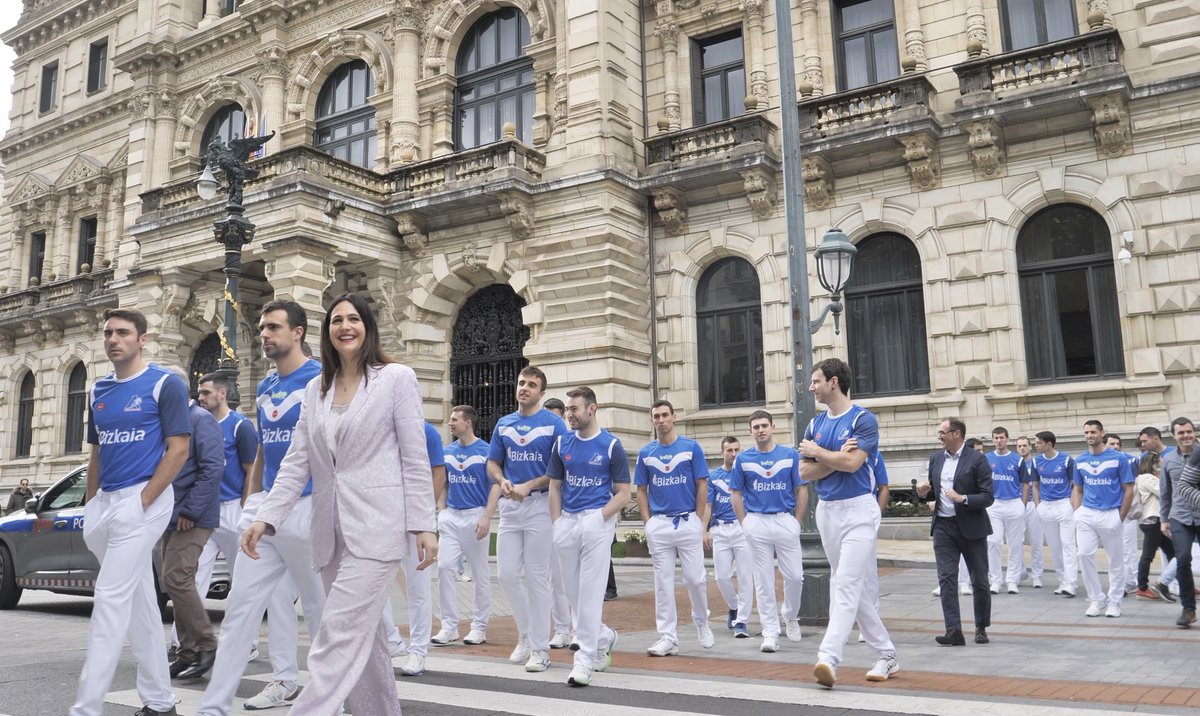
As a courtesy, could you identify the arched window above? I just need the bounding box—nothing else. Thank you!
[697,257,765,407]
[314,60,377,169]
[450,284,529,441]
[455,9,535,150]
[201,103,246,151]
[17,373,35,458]
[1018,204,1124,381]
[845,233,929,397]
[65,363,88,454]
[190,333,222,397]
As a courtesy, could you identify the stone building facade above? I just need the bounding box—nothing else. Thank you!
[1,0,1198,491]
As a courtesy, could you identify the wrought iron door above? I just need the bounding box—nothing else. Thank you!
[189,333,222,397]
[450,284,529,442]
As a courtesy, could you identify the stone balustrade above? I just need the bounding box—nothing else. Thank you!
[392,139,546,195]
[797,75,937,139]
[645,113,776,165]
[955,28,1123,99]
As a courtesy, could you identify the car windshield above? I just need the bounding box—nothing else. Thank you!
[42,472,85,511]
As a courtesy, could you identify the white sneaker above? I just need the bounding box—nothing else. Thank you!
[785,620,802,642]
[866,653,899,682]
[1105,603,1122,618]
[959,584,973,595]
[569,635,580,651]
[389,640,408,658]
[989,583,1000,594]
[1085,602,1103,617]
[456,572,473,582]
[525,649,551,672]
[596,627,617,672]
[813,661,837,687]
[697,623,715,649]
[931,586,941,596]
[248,646,260,662]
[463,629,487,645]
[567,663,592,687]
[245,681,301,710]
[431,628,460,646]
[856,631,865,643]
[549,632,571,649]
[760,636,779,653]
[399,653,425,676]
[1006,583,1019,594]
[646,637,678,657]
[509,636,531,664]
[1032,577,1043,588]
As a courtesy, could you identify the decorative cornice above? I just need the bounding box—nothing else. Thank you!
[7,0,124,57]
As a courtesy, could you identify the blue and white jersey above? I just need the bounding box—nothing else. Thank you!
[634,437,710,515]
[444,438,490,510]
[707,466,737,524]
[870,452,889,493]
[488,408,566,487]
[257,358,321,496]
[803,405,880,501]
[731,444,806,514]
[988,451,1023,500]
[1073,448,1136,511]
[424,422,446,468]
[547,429,631,513]
[217,411,259,502]
[87,363,191,492]
[1032,453,1075,501]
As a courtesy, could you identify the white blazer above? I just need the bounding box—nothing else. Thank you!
[256,362,437,570]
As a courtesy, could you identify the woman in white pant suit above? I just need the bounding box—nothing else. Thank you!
[244,292,438,716]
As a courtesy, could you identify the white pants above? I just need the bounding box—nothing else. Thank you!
[1122,519,1139,588]
[496,492,553,652]
[551,541,574,637]
[644,512,709,644]
[987,498,1026,586]
[710,521,754,626]
[741,512,804,639]
[197,495,326,716]
[1024,500,1044,579]
[816,494,894,666]
[1037,499,1078,590]
[436,507,492,633]
[381,533,432,657]
[553,509,616,669]
[1075,506,1125,607]
[71,484,176,716]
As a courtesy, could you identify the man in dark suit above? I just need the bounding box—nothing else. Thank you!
[917,417,994,646]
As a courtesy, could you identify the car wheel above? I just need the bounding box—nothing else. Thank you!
[0,543,23,609]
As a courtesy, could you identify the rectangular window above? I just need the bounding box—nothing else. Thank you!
[220,0,239,16]
[834,0,899,91]
[87,38,108,93]
[29,231,47,283]
[1001,0,1077,51]
[78,217,98,272]
[691,30,746,125]
[40,62,58,113]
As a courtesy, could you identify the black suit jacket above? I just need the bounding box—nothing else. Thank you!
[927,448,994,540]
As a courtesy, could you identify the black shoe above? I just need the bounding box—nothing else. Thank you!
[134,706,179,716]
[974,628,989,644]
[175,649,216,680]
[168,657,195,679]
[604,589,618,602]
[1157,582,1177,603]
[934,629,966,646]
[1177,608,1197,628]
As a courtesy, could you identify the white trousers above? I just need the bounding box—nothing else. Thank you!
[987,498,1026,586]
[551,546,575,637]
[1122,519,1139,588]
[496,492,553,652]
[1024,500,1044,579]
[816,494,894,666]
[644,512,709,644]
[1075,506,1125,607]
[71,484,176,716]
[741,512,804,639]
[436,506,492,633]
[381,533,432,657]
[710,521,755,626]
[1037,499,1078,590]
[197,495,326,716]
[553,509,616,669]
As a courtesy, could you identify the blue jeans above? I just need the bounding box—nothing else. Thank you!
[1170,519,1199,611]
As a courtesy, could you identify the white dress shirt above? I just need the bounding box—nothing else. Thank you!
[938,449,961,518]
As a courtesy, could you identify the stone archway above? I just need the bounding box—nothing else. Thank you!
[189,333,221,397]
[449,284,529,441]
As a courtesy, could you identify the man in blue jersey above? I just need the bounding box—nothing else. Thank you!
[198,300,328,715]
[1032,431,1078,597]
[986,427,1025,594]
[799,358,897,687]
[635,400,713,656]
[1015,436,1045,589]
[1139,427,1176,461]
[71,308,191,716]
[732,410,806,654]
[548,386,631,687]
[1106,434,1142,594]
[857,450,891,643]
[487,365,568,672]
[703,436,754,639]
[432,406,497,647]
[1073,419,1136,618]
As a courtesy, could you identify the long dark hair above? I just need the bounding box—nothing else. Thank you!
[319,292,392,396]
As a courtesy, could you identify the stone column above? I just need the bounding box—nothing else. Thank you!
[656,17,682,130]
[261,237,339,351]
[203,0,220,22]
[798,0,824,96]
[742,0,769,108]
[91,179,112,270]
[255,46,288,155]
[391,2,422,166]
[9,218,26,289]
[52,199,71,281]
[902,1,928,73]
[152,90,177,190]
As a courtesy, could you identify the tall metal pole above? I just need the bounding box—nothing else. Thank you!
[773,0,830,622]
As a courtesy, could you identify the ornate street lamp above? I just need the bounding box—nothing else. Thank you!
[195,132,273,408]
[810,227,859,335]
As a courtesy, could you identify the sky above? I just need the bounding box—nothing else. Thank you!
[0,5,20,141]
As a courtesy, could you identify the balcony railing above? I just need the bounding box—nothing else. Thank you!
[0,288,39,320]
[0,270,113,327]
[645,113,776,165]
[391,139,545,195]
[797,74,937,138]
[955,28,1123,99]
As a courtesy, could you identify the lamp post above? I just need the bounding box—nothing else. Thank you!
[195,132,273,409]
[771,0,858,623]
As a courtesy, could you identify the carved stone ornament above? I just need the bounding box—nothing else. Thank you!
[395,212,429,253]
[1088,93,1131,158]
[1087,0,1111,29]
[254,45,289,80]
[965,5,988,58]
[801,155,834,209]
[739,167,776,220]
[900,133,940,191]
[41,318,64,346]
[22,320,45,348]
[652,187,688,235]
[0,332,13,355]
[498,191,534,240]
[964,119,1006,177]
[391,0,424,31]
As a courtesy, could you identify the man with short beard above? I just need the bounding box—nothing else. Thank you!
[1162,417,1199,627]
[1016,436,1044,588]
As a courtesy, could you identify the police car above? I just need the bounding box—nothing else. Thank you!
[0,465,230,611]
